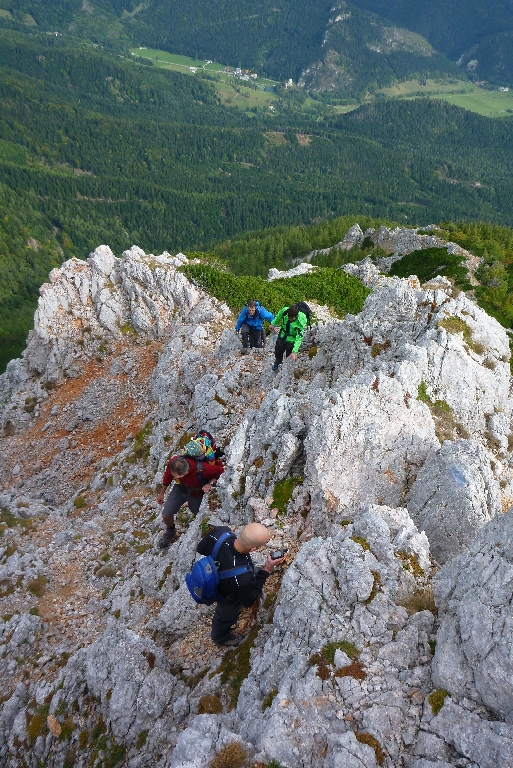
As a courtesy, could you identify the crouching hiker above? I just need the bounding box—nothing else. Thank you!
[157,447,224,549]
[270,303,308,371]
[235,300,274,355]
[193,523,285,647]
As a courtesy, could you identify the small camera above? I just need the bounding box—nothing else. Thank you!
[270,548,288,560]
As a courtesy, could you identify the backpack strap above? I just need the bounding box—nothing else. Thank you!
[212,531,235,560]
[195,458,204,482]
[219,563,254,579]
[211,532,253,584]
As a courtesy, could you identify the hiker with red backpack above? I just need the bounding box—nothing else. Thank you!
[235,300,274,355]
[157,432,224,549]
[192,523,285,646]
[270,303,310,371]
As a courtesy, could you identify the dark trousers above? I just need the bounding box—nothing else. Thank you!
[162,484,203,528]
[274,335,294,365]
[240,322,265,348]
[211,593,243,642]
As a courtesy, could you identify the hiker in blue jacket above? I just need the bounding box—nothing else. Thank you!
[235,300,274,355]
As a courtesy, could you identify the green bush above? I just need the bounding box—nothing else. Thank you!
[181,262,372,319]
[390,247,470,288]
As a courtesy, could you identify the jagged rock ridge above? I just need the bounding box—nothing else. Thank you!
[0,241,512,767]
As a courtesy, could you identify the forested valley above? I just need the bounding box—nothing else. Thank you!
[2,29,513,371]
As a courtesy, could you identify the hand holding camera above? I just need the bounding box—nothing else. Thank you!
[263,547,288,572]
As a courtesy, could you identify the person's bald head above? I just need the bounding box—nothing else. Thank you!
[237,522,270,551]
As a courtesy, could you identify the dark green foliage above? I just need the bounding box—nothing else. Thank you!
[439,221,513,328]
[350,0,513,86]
[181,262,372,318]
[216,216,392,276]
[390,247,470,288]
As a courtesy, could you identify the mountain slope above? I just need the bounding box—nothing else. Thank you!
[2,0,512,87]
[0,246,512,766]
[351,0,513,84]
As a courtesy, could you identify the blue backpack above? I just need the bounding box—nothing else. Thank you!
[185,532,253,605]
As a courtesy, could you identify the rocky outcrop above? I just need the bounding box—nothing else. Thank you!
[0,242,512,768]
[407,439,502,564]
[432,509,513,721]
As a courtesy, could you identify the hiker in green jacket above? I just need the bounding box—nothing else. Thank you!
[270,304,307,371]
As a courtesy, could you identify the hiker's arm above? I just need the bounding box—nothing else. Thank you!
[239,570,270,607]
[157,483,168,504]
[234,308,246,331]
[202,462,223,492]
[270,307,285,333]
[261,306,275,323]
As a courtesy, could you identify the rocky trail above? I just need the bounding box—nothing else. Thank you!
[1,232,513,768]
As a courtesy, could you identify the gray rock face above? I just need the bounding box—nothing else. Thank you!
[407,439,501,564]
[0,246,211,435]
[168,504,434,768]
[59,622,188,754]
[429,699,513,768]
[1,236,513,768]
[432,510,513,723]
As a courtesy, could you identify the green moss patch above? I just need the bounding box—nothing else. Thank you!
[136,730,149,749]
[350,535,370,552]
[271,477,303,515]
[219,625,259,710]
[0,509,34,529]
[428,689,448,715]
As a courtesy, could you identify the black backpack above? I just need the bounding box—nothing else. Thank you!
[295,302,313,327]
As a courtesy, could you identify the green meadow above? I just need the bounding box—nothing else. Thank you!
[379,78,513,118]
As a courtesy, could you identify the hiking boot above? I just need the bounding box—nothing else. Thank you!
[272,363,279,371]
[214,633,244,647]
[240,348,249,356]
[158,527,177,549]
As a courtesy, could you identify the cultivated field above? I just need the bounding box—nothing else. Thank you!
[379,78,513,118]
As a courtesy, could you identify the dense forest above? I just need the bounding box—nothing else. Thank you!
[351,0,513,85]
[2,29,513,371]
[1,0,511,87]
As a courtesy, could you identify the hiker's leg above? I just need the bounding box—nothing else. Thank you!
[283,341,294,358]
[162,485,186,529]
[211,594,242,643]
[274,336,287,365]
[248,327,261,348]
[185,493,203,518]
[240,322,251,349]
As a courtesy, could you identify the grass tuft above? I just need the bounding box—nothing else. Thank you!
[261,689,278,711]
[400,586,437,616]
[209,740,247,768]
[355,732,385,765]
[198,694,223,714]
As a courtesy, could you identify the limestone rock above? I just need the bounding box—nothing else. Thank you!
[407,439,501,564]
[432,510,513,721]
